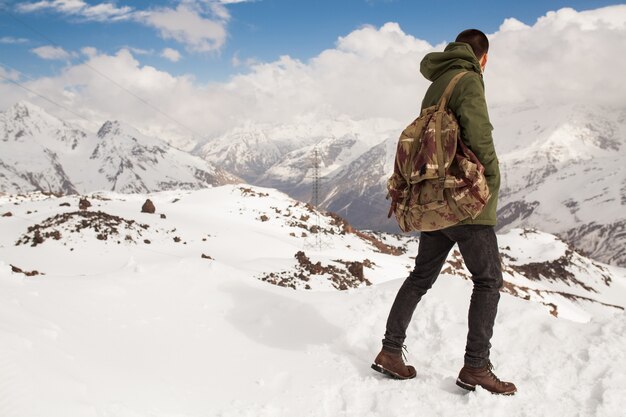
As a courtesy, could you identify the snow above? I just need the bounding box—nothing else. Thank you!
[498,228,568,264]
[1,185,625,417]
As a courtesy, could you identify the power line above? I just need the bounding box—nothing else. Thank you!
[0,64,192,152]
[0,61,34,81]
[0,70,94,125]
[2,7,205,140]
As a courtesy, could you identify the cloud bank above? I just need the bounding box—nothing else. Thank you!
[2,5,625,143]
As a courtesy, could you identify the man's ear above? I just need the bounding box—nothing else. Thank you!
[480,53,488,69]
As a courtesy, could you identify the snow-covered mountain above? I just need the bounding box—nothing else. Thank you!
[193,103,626,268]
[196,116,398,192]
[1,185,624,416]
[494,104,626,267]
[0,101,240,195]
[314,104,626,267]
[319,136,398,231]
[3,100,624,268]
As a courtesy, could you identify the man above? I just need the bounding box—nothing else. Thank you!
[371,29,517,395]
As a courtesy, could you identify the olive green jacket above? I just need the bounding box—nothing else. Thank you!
[420,42,500,226]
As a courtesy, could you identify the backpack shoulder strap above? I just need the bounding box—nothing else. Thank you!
[437,71,469,111]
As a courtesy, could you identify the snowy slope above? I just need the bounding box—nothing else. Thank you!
[1,185,625,417]
[0,101,240,195]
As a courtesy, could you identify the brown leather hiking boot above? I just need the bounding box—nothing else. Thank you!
[371,346,416,380]
[456,361,517,395]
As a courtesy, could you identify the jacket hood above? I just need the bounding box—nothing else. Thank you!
[420,42,482,81]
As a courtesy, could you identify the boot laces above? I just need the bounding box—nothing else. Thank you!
[486,361,503,385]
[401,344,409,362]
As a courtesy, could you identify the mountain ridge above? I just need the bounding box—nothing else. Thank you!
[2,100,624,268]
[0,101,241,195]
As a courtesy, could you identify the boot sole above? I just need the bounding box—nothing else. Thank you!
[371,363,416,380]
[456,378,516,396]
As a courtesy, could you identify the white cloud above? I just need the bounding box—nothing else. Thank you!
[16,0,133,21]
[161,47,182,62]
[498,18,531,32]
[141,3,229,53]
[486,5,626,106]
[0,36,29,44]
[81,2,134,21]
[16,1,238,53]
[231,51,258,68]
[31,45,72,60]
[124,46,154,56]
[80,46,98,57]
[2,6,625,143]
[0,65,21,81]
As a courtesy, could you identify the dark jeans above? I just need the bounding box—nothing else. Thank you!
[382,224,503,368]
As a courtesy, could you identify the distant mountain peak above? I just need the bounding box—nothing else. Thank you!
[1,101,241,195]
[97,120,122,139]
[11,101,31,119]
[2,101,72,137]
[7,100,54,121]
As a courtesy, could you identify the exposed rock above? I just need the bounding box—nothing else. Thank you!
[258,251,372,290]
[362,259,376,268]
[10,264,42,277]
[441,249,471,279]
[442,242,622,317]
[141,199,156,214]
[2,211,12,217]
[507,249,599,292]
[79,198,91,210]
[495,201,540,231]
[15,211,153,246]
[239,187,269,198]
[559,220,626,267]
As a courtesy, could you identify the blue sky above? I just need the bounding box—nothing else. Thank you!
[1,0,624,84]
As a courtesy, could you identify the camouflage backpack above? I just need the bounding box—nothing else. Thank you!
[387,71,491,232]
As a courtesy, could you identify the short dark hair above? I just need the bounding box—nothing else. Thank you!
[455,29,489,59]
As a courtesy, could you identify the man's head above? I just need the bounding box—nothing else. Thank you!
[455,29,489,71]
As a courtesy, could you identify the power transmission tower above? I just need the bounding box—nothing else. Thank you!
[304,144,331,252]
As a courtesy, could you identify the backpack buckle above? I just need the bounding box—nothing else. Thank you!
[437,177,445,202]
